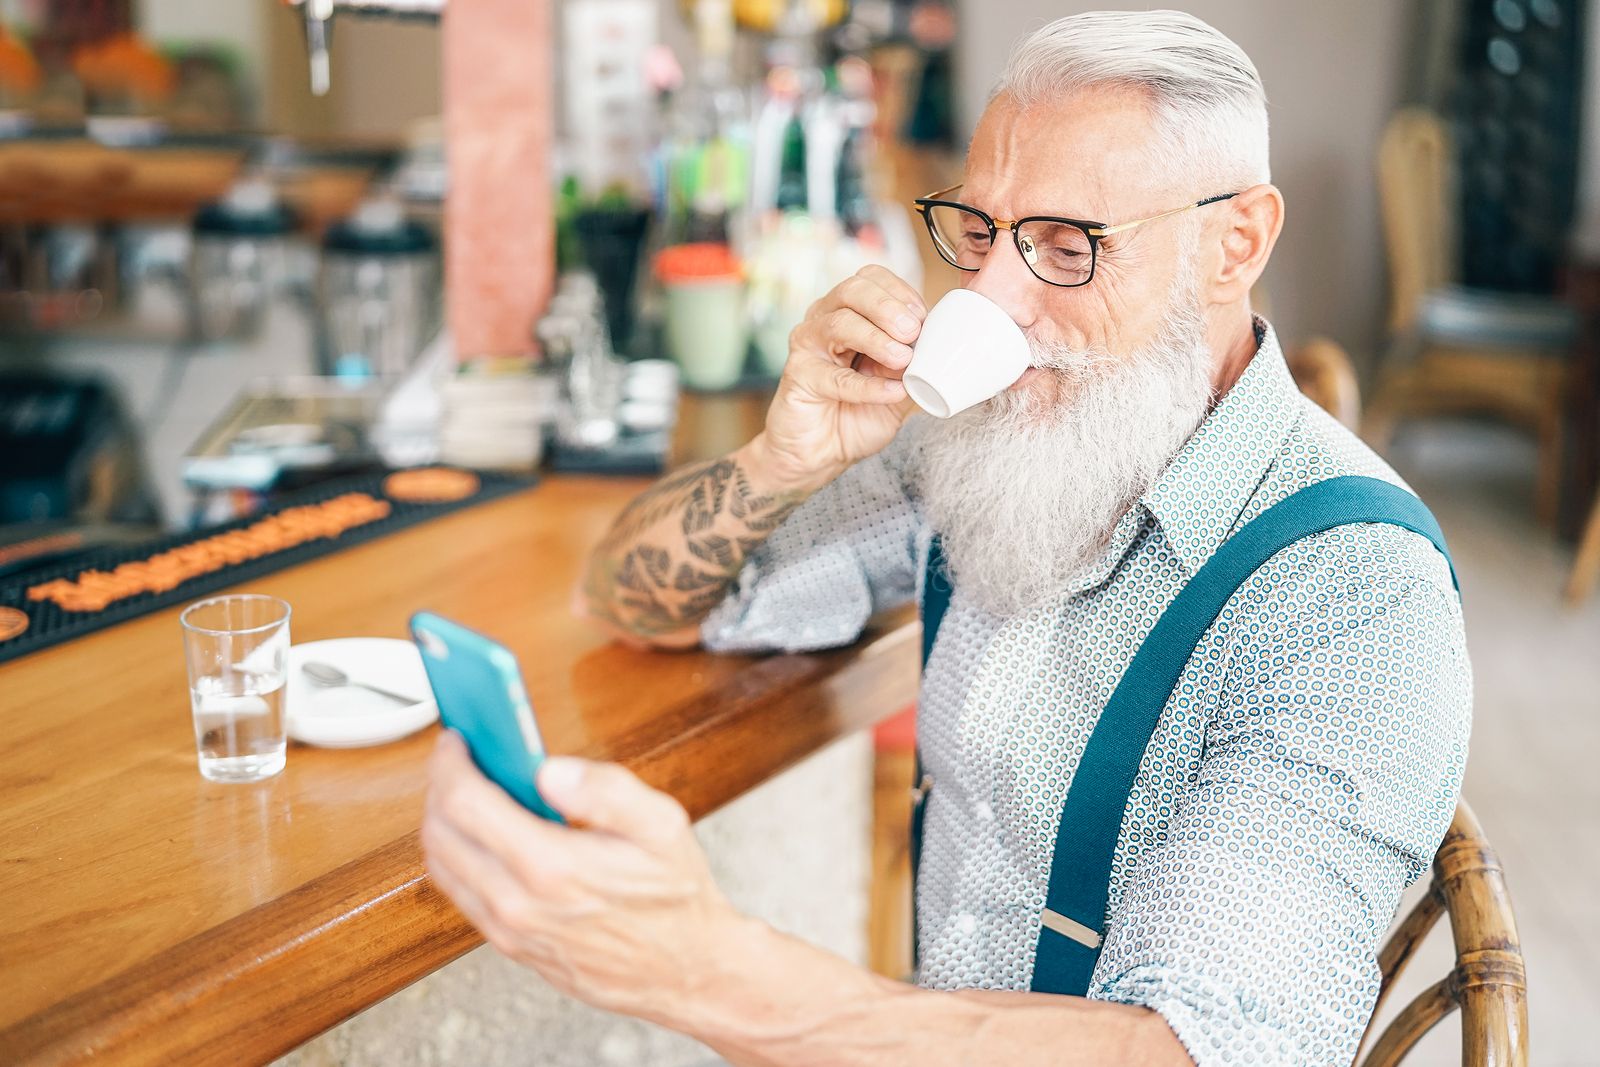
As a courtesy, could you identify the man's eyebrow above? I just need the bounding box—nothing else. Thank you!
[957,187,1010,215]
[969,190,1107,222]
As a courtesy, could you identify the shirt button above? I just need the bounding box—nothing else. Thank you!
[954,913,977,937]
[974,800,994,823]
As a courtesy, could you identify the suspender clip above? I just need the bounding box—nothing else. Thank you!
[1040,908,1103,950]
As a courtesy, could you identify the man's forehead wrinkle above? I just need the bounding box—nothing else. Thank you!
[965,106,1027,193]
[964,92,1170,221]
[966,110,1096,218]
[964,150,1121,222]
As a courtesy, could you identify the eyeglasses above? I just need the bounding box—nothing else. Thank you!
[912,184,1239,288]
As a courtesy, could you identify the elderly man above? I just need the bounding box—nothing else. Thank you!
[421,10,1470,1066]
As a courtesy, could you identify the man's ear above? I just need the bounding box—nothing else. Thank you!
[1209,183,1284,305]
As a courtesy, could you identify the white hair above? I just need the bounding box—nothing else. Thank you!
[991,9,1270,191]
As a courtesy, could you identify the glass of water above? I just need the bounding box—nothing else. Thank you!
[180,594,291,783]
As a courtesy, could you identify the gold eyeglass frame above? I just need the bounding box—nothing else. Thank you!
[912,183,1239,287]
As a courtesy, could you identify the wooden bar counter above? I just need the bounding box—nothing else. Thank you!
[0,475,919,1066]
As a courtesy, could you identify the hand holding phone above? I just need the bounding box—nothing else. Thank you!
[410,611,563,822]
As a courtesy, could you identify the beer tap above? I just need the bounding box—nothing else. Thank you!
[281,0,447,96]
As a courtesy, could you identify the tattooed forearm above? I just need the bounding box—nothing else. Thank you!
[582,454,808,640]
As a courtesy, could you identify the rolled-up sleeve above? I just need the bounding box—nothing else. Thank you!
[1089,566,1471,1066]
[700,426,925,654]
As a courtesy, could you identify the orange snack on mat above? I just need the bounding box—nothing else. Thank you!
[383,469,481,504]
[27,492,393,614]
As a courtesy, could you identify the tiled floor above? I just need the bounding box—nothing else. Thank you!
[1367,420,1600,1066]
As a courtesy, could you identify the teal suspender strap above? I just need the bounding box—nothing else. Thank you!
[910,537,954,969]
[921,536,954,670]
[1026,475,1457,996]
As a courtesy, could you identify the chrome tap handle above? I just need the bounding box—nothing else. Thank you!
[305,0,335,96]
[288,0,446,96]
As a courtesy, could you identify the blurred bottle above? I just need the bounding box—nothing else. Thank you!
[659,0,750,247]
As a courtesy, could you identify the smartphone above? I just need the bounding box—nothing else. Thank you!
[409,611,563,822]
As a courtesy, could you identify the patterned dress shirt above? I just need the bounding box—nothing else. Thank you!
[701,320,1471,1066]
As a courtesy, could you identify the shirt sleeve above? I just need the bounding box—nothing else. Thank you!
[1088,555,1471,1067]
[699,424,926,654]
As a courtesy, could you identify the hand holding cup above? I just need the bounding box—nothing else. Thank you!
[751,265,926,491]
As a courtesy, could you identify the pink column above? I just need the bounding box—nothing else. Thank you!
[442,0,553,361]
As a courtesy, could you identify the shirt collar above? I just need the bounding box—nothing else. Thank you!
[1140,317,1302,577]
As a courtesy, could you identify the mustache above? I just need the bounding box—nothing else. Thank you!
[1025,336,1118,375]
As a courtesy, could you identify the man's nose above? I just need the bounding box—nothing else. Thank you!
[963,232,1040,332]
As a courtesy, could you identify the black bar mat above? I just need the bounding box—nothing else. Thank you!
[546,429,671,477]
[0,467,536,666]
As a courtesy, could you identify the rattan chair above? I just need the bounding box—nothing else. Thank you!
[1363,108,1575,527]
[1565,489,1600,606]
[1356,801,1528,1067]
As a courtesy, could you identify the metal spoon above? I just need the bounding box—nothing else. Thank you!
[302,661,422,706]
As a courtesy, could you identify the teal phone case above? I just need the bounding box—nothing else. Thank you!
[409,611,563,822]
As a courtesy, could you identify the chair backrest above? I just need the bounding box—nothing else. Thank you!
[1379,109,1457,335]
[1355,800,1529,1067]
[1286,336,1361,429]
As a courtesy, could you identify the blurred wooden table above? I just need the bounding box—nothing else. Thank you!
[0,474,918,1066]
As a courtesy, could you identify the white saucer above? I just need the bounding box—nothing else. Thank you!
[286,638,438,748]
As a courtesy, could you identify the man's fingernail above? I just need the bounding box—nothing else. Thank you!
[896,315,918,336]
[906,302,924,319]
[540,756,584,797]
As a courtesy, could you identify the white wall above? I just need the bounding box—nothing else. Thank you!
[954,0,1418,372]
[137,0,266,89]
[137,0,263,53]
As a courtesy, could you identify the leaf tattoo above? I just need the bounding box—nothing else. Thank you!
[584,455,806,637]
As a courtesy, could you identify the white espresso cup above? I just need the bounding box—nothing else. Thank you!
[901,288,1031,418]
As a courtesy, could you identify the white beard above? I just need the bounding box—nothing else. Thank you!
[914,279,1217,616]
